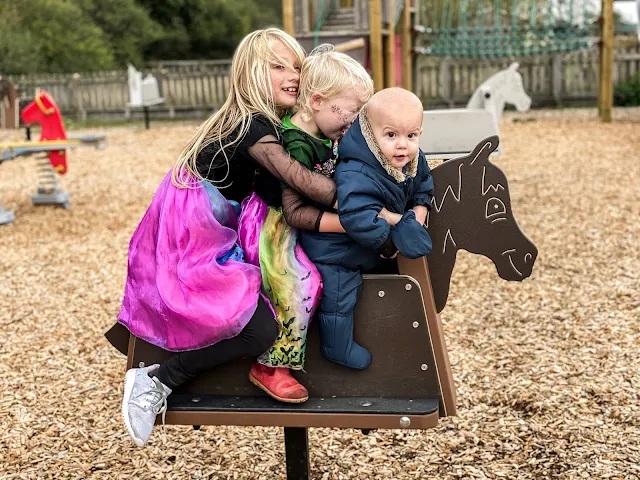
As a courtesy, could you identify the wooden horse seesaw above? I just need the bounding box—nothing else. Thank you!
[105,136,538,479]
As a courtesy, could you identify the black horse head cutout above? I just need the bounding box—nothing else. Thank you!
[425,136,538,313]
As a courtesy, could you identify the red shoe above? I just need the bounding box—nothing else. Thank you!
[249,362,309,403]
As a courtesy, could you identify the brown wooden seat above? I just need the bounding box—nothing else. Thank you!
[108,256,456,431]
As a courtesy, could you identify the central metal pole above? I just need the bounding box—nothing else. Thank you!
[143,106,150,129]
[284,427,310,480]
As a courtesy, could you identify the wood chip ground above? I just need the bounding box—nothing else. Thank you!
[1,107,639,479]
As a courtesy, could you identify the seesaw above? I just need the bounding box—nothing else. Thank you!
[0,90,107,225]
[105,136,538,479]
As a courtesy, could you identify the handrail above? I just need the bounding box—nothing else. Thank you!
[313,0,339,46]
[382,0,406,27]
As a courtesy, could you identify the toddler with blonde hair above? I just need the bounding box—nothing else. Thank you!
[257,47,412,375]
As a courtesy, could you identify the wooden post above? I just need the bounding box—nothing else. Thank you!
[598,0,614,122]
[369,0,384,90]
[283,0,295,36]
[401,0,412,91]
[384,0,396,87]
[551,54,563,107]
[309,1,315,35]
[301,0,310,33]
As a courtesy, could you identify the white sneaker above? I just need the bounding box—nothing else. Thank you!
[122,365,172,447]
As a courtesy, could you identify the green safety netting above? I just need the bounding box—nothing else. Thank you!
[420,0,598,57]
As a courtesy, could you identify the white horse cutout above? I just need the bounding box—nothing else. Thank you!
[466,62,532,120]
[420,63,531,160]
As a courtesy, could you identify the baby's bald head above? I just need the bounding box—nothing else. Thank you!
[366,87,423,129]
[364,88,424,169]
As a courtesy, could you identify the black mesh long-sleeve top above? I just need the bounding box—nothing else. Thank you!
[195,115,336,229]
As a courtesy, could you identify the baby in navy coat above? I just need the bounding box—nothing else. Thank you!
[299,87,434,369]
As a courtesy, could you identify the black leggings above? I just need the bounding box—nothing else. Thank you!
[154,298,278,391]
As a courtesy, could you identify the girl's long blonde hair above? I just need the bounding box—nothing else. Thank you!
[172,28,305,188]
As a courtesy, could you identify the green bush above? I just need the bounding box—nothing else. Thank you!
[614,73,640,107]
[0,0,282,75]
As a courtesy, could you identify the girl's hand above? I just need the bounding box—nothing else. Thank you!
[377,208,402,226]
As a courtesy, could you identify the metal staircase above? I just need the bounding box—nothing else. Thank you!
[294,0,371,63]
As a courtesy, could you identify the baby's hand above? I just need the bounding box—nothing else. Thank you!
[412,206,428,225]
[377,208,403,226]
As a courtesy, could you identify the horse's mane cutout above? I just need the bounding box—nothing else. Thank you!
[482,166,505,196]
[443,229,456,254]
[432,162,463,213]
[432,139,499,213]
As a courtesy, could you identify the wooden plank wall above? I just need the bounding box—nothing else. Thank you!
[415,45,640,108]
[5,46,639,121]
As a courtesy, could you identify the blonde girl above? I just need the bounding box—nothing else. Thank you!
[115,29,336,448]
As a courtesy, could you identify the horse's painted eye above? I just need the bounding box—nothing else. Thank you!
[485,197,506,218]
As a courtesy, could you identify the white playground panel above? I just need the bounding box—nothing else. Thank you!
[420,63,532,160]
[127,64,164,108]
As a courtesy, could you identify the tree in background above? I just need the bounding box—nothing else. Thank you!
[0,0,282,74]
[137,0,247,60]
[1,0,115,74]
[0,2,44,74]
[74,0,163,67]
[238,0,282,31]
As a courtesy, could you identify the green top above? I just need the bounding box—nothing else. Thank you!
[281,113,333,173]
